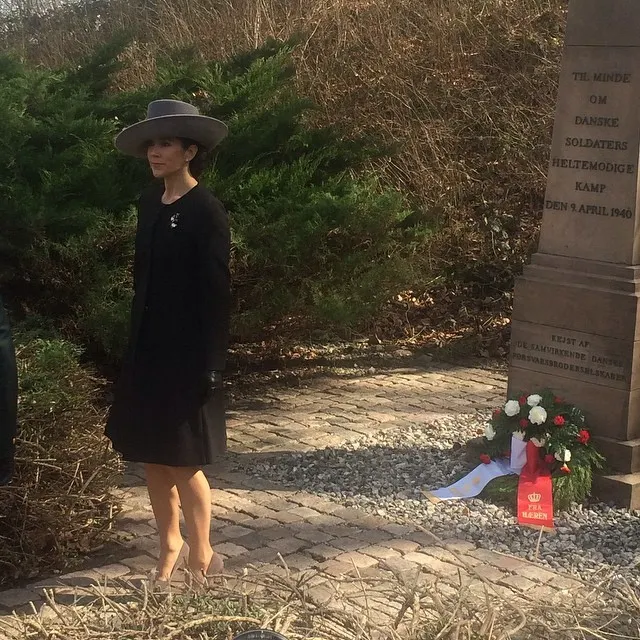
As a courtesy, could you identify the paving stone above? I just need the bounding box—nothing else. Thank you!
[125,522,156,536]
[360,545,402,561]
[123,535,159,556]
[381,522,415,536]
[0,616,22,638]
[517,564,558,584]
[58,569,101,587]
[353,529,393,545]
[258,526,290,541]
[443,539,477,554]
[236,504,281,519]
[287,506,325,520]
[220,525,254,539]
[380,557,420,576]
[307,512,346,526]
[403,552,458,576]
[470,565,507,583]
[234,531,270,551]
[269,511,305,524]
[215,543,249,557]
[498,575,536,593]
[321,524,362,537]
[0,589,39,611]
[419,546,466,567]
[470,549,530,573]
[331,537,364,552]
[245,547,280,564]
[380,539,420,554]
[334,551,379,569]
[217,511,256,526]
[245,517,281,530]
[120,555,157,572]
[267,537,308,555]
[318,560,355,577]
[307,544,343,562]
[279,553,317,573]
[306,584,336,605]
[92,563,131,580]
[294,529,334,544]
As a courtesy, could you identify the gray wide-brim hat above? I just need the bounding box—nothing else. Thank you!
[114,99,228,158]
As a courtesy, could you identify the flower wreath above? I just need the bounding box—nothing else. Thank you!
[481,390,605,508]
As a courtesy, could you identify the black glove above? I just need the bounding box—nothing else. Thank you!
[206,371,224,394]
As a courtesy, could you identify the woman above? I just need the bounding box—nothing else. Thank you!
[106,99,231,587]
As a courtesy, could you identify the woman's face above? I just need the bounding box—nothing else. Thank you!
[146,137,197,179]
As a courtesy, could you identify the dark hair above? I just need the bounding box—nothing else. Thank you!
[179,137,210,178]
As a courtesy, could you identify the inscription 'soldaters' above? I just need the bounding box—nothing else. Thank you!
[564,137,628,151]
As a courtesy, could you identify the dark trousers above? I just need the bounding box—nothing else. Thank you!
[0,295,17,482]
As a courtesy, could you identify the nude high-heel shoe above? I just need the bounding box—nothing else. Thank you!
[184,551,224,591]
[147,542,189,593]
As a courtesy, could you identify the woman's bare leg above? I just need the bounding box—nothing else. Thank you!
[169,466,214,574]
[145,463,184,580]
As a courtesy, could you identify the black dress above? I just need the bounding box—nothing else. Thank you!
[106,184,231,466]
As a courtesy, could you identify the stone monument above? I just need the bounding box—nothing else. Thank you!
[508,0,640,508]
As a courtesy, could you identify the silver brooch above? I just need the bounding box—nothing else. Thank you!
[170,212,181,229]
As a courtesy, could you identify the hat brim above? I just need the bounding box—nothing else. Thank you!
[114,114,228,158]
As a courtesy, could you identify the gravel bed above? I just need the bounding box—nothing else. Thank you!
[232,413,640,589]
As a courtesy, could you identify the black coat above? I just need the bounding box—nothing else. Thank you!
[0,294,17,465]
[106,184,231,467]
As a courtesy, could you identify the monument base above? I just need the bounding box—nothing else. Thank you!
[508,253,640,508]
[592,473,640,510]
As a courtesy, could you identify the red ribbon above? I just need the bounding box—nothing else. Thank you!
[517,440,554,530]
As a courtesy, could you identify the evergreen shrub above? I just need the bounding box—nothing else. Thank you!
[0,36,429,360]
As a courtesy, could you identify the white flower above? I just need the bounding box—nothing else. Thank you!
[485,424,496,441]
[554,449,571,462]
[504,400,520,417]
[527,394,542,407]
[529,437,546,447]
[528,406,547,425]
[513,430,525,440]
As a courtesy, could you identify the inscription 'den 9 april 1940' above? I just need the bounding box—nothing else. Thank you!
[544,69,635,221]
[511,332,627,385]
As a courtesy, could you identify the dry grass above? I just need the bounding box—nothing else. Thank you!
[0,337,120,587]
[2,552,638,640]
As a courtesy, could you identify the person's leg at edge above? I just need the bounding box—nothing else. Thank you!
[169,466,215,575]
[145,463,185,580]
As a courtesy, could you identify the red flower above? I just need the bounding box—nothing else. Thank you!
[479,454,491,464]
[560,464,571,474]
[492,408,501,417]
[544,454,555,464]
[553,415,565,427]
[578,429,590,444]
[519,395,527,405]
[554,396,563,404]
[519,418,529,429]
